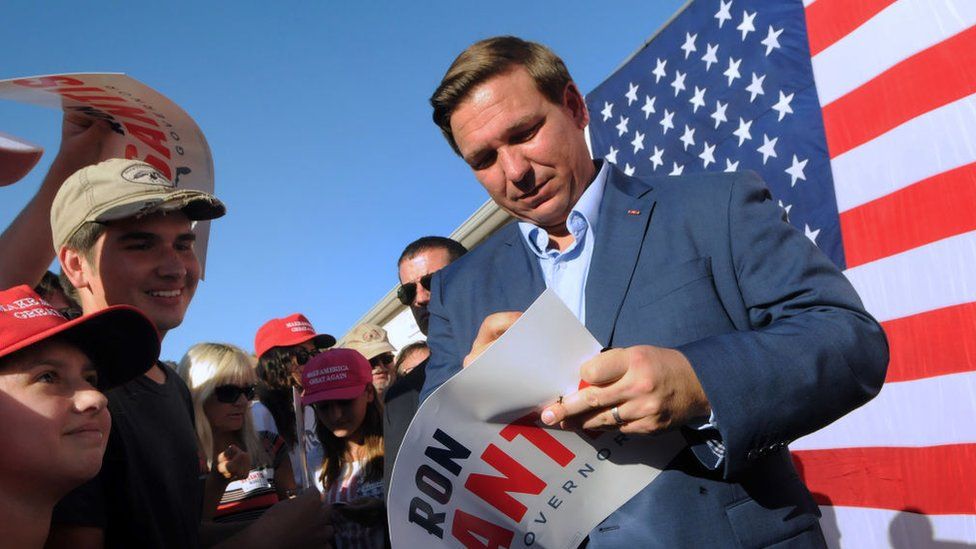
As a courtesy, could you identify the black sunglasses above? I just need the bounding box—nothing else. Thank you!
[214,384,256,404]
[369,353,394,367]
[291,347,320,366]
[397,273,433,306]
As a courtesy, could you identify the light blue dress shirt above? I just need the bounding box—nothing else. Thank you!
[517,162,724,466]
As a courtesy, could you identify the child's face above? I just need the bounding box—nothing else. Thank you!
[0,339,110,494]
[313,386,373,439]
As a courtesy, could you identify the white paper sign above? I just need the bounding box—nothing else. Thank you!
[388,290,685,549]
[0,73,216,274]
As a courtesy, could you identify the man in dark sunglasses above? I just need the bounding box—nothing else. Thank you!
[396,236,468,335]
[382,236,467,495]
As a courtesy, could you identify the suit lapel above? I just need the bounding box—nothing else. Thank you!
[491,223,546,311]
[585,168,657,346]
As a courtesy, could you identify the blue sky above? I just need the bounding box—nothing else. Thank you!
[0,1,685,361]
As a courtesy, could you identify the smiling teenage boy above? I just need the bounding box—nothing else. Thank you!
[45,158,226,548]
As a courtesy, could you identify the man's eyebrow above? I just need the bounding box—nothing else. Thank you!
[177,233,197,242]
[117,231,158,242]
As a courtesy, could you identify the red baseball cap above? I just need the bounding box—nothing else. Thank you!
[301,348,371,405]
[0,285,159,389]
[254,313,336,358]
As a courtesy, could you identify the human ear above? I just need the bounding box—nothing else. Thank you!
[563,82,590,129]
[59,246,93,292]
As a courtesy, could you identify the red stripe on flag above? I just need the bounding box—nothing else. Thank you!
[839,162,976,267]
[804,0,895,57]
[822,25,976,157]
[881,302,976,383]
[793,444,976,514]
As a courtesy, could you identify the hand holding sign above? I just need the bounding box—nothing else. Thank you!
[541,346,711,434]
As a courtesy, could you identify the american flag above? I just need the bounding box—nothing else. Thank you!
[584,0,976,546]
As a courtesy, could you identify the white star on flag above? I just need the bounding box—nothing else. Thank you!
[616,115,630,137]
[652,58,667,83]
[669,162,684,176]
[715,0,732,28]
[660,109,675,134]
[746,72,765,102]
[601,101,613,122]
[757,133,778,164]
[699,141,716,168]
[681,32,698,59]
[804,223,820,245]
[711,101,728,128]
[761,26,784,56]
[671,70,687,96]
[680,124,696,151]
[641,95,656,119]
[785,154,808,187]
[625,82,639,106]
[624,163,636,176]
[689,86,706,113]
[605,146,618,164]
[733,117,753,145]
[724,158,740,172]
[702,43,719,71]
[649,146,664,171]
[738,10,757,41]
[772,90,795,121]
[631,130,645,154]
[723,57,742,86]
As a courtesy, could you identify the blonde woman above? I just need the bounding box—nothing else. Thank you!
[179,343,297,522]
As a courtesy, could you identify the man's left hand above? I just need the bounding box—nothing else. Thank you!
[541,346,711,434]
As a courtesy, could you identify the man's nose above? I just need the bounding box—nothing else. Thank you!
[499,147,532,188]
[75,386,108,414]
[414,283,431,307]
[157,246,188,278]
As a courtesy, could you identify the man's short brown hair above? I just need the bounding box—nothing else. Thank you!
[430,36,574,156]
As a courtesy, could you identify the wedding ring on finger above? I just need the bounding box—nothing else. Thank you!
[610,405,626,426]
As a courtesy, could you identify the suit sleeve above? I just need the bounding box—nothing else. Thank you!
[420,270,462,403]
[676,173,889,478]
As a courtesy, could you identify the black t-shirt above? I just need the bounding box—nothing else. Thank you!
[382,360,426,497]
[52,362,204,548]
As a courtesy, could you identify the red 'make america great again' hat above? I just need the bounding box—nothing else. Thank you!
[0,285,159,389]
[254,313,336,358]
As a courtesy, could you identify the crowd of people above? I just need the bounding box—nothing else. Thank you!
[0,34,888,549]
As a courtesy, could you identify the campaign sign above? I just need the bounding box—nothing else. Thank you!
[388,290,685,549]
[0,73,216,273]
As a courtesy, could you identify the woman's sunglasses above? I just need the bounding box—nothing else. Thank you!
[214,384,256,404]
[397,273,433,306]
[291,347,320,366]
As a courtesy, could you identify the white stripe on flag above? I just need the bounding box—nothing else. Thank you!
[830,93,976,212]
[792,371,976,450]
[811,0,976,105]
[843,230,976,323]
[818,506,976,549]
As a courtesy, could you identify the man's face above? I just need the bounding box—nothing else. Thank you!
[398,247,452,335]
[450,67,595,234]
[0,339,110,495]
[369,352,395,394]
[68,211,199,335]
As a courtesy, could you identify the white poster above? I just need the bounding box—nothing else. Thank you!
[0,73,216,273]
[388,290,684,549]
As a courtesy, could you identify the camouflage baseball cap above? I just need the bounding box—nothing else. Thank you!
[51,158,226,252]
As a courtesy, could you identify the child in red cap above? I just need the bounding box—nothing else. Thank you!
[0,285,158,547]
[302,348,387,547]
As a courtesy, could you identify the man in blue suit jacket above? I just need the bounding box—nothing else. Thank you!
[422,36,888,548]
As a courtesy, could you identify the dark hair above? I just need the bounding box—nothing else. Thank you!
[431,36,573,155]
[254,345,305,448]
[398,236,467,269]
[395,341,429,374]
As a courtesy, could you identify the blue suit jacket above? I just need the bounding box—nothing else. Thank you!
[422,167,888,548]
